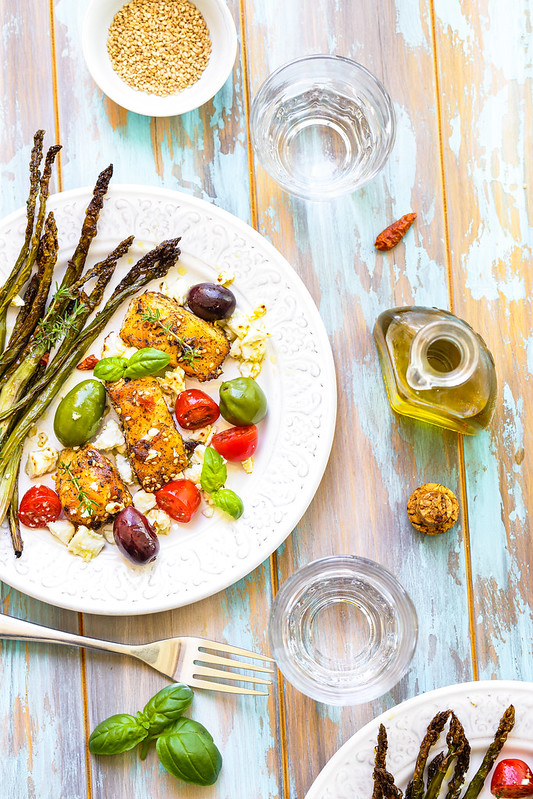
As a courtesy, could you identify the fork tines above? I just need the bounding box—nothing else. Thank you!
[188,638,275,696]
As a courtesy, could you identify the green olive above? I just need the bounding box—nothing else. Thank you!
[53,380,106,447]
[218,377,267,426]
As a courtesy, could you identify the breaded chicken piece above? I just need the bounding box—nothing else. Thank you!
[106,376,188,491]
[56,446,132,529]
[120,291,230,382]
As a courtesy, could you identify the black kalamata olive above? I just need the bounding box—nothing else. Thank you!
[113,506,159,565]
[187,283,236,321]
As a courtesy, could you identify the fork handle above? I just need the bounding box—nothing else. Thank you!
[0,612,132,657]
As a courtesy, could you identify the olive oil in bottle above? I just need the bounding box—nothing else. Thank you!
[373,307,497,435]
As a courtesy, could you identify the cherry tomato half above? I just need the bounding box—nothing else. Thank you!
[175,389,220,430]
[19,485,62,528]
[211,425,258,462]
[155,480,201,523]
[491,759,533,798]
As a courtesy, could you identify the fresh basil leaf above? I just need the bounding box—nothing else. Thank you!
[200,446,227,494]
[88,713,148,755]
[93,356,128,382]
[156,717,222,786]
[142,684,193,735]
[123,347,171,378]
[211,488,244,520]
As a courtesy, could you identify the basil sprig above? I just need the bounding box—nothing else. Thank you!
[200,446,227,493]
[88,712,149,755]
[156,717,222,785]
[142,683,193,735]
[200,447,244,519]
[89,684,222,787]
[94,347,170,382]
[211,488,244,520]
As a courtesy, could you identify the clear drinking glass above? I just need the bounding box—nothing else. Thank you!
[268,555,417,705]
[250,55,396,200]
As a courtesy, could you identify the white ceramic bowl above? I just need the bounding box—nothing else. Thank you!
[82,0,238,117]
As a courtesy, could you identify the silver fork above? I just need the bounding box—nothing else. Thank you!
[0,612,274,696]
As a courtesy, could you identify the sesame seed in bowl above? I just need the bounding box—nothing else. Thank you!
[82,0,237,117]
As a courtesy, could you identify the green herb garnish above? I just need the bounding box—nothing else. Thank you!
[140,307,201,365]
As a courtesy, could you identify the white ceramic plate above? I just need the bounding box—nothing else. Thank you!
[305,680,533,799]
[0,185,336,615]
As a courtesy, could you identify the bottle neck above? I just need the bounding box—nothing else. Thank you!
[406,319,479,391]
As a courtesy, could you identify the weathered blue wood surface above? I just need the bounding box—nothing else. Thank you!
[0,0,531,797]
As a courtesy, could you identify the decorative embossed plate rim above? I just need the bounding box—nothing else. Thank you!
[305,680,533,799]
[0,185,336,615]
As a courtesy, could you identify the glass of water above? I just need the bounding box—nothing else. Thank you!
[268,555,417,705]
[250,55,395,200]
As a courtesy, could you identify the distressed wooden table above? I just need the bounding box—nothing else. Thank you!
[1,1,532,797]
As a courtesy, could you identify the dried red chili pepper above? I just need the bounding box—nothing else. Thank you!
[76,354,98,370]
[374,212,417,251]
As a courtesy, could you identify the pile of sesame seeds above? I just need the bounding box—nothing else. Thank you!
[107,0,212,96]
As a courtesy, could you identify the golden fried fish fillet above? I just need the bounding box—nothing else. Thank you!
[56,446,132,529]
[120,291,230,381]
[106,376,188,491]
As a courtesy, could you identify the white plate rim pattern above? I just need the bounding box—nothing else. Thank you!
[0,184,336,615]
[305,679,533,799]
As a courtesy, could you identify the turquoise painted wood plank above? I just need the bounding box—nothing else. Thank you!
[50,1,282,797]
[243,0,474,794]
[434,0,533,681]
[51,0,252,223]
[0,4,88,798]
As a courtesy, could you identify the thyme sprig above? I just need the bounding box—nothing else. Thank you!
[33,294,87,348]
[58,460,99,517]
[140,307,201,365]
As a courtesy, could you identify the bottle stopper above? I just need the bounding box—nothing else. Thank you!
[407,483,459,535]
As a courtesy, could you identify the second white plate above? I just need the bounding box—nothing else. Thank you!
[305,680,533,799]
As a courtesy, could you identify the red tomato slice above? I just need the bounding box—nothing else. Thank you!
[175,389,220,430]
[211,425,258,462]
[19,485,62,529]
[155,479,201,523]
[491,759,533,798]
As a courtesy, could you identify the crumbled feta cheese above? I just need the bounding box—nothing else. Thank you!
[148,428,160,437]
[25,447,58,478]
[92,420,125,451]
[105,501,126,515]
[159,273,190,304]
[183,463,203,487]
[185,425,214,444]
[115,453,135,485]
[216,269,235,287]
[145,448,159,462]
[228,317,269,378]
[157,366,186,400]
[223,311,250,341]
[11,294,25,307]
[146,508,172,536]
[101,331,137,360]
[183,445,206,488]
[191,444,206,464]
[133,490,157,514]
[241,457,254,474]
[47,520,76,546]
[202,505,215,518]
[238,361,261,378]
[67,526,105,561]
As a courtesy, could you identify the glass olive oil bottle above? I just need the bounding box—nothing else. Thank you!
[374,307,497,435]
